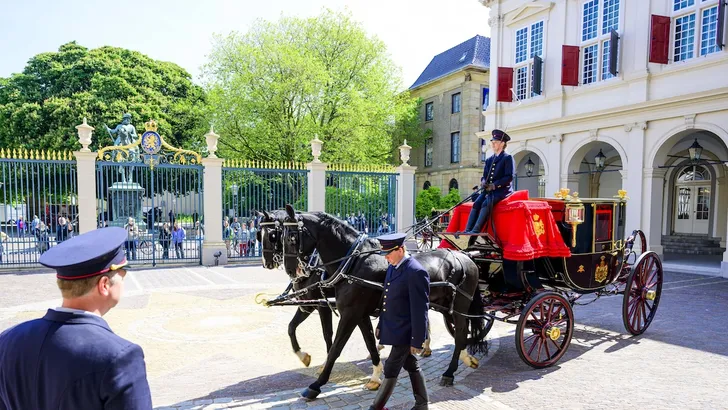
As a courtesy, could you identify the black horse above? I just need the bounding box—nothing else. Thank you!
[281,205,489,400]
[257,210,384,390]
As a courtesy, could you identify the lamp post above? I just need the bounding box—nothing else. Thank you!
[231,183,238,217]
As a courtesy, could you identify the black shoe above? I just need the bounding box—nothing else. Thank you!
[409,370,429,410]
[368,377,397,410]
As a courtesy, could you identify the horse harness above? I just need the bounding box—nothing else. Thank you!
[259,220,284,267]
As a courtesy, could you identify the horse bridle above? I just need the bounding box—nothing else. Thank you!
[282,219,319,278]
[259,220,284,267]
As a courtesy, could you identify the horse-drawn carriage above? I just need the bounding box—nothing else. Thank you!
[253,187,662,399]
[436,188,662,368]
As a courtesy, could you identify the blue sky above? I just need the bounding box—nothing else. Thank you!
[0,0,490,89]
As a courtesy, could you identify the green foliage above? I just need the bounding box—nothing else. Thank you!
[203,9,424,165]
[415,187,463,220]
[0,42,209,152]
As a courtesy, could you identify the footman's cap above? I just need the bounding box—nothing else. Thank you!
[377,233,407,255]
[39,227,130,280]
[491,129,511,142]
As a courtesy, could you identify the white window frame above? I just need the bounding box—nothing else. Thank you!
[671,0,721,63]
[579,0,622,85]
[513,20,545,100]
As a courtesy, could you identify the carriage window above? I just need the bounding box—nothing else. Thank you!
[595,204,613,242]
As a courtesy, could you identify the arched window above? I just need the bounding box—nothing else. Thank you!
[423,181,431,190]
[449,178,459,191]
[677,165,711,182]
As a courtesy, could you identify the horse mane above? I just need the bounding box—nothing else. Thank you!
[307,211,379,251]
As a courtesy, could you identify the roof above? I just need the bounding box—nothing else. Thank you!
[409,35,491,90]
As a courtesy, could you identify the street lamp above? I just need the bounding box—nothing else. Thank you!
[525,156,535,177]
[688,138,703,163]
[594,149,607,171]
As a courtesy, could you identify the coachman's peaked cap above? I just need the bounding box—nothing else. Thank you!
[39,227,129,280]
[490,129,511,142]
[377,233,407,255]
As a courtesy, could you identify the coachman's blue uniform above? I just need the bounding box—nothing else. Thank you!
[464,129,515,235]
[0,227,152,410]
[369,233,429,410]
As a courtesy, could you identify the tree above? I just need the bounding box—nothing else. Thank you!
[203,9,425,165]
[0,42,209,152]
[415,187,463,220]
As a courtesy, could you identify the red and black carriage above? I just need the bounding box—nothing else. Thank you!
[437,188,662,368]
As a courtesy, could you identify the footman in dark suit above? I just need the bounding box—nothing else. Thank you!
[369,233,429,410]
[0,227,153,410]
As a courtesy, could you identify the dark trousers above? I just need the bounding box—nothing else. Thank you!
[383,345,421,378]
[125,240,137,260]
[175,242,184,259]
[465,192,495,233]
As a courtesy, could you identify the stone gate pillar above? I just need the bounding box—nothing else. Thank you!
[396,141,416,233]
[307,136,327,212]
[74,118,98,234]
[201,127,228,266]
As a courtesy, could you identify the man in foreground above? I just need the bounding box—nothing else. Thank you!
[0,227,153,410]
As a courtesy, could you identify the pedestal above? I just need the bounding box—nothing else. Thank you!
[108,182,145,227]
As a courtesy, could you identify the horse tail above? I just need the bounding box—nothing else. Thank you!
[465,268,489,355]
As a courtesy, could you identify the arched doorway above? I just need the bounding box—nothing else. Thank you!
[510,149,548,198]
[423,181,431,190]
[449,178,458,191]
[566,142,624,198]
[673,164,712,234]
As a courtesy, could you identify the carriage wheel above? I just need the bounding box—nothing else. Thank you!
[416,231,433,250]
[625,229,647,264]
[515,292,574,369]
[622,251,663,335]
[443,313,494,340]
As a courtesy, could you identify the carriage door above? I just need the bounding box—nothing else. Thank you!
[673,165,711,235]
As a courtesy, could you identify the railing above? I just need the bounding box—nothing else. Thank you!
[0,149,78,268]
[221,160,308,261]
[326,163,398,237]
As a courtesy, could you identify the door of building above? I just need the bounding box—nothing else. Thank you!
[673,165,711,235]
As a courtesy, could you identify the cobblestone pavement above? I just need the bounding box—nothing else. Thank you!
[1,265,727,409]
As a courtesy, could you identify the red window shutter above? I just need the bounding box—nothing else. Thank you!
[496,67,514,102]
[561,45,579,86]
[649,15,671,64]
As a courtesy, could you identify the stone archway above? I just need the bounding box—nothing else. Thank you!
[510,146,549,198]
[564,140,626,198]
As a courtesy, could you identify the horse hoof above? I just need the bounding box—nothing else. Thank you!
[364,380,381,391]
[301,387,321,400]
[470,357,479,368]
[439,376,454,386]
[301,353,311,367]
[421,348,432,358]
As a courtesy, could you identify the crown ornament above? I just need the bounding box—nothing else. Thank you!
[144,119,158,132]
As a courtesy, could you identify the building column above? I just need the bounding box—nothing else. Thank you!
[545,134,562,197]
[397,141,416,233]
[560,174,579,195]
[74,119,97,234]
[201,128,227,266]
[624,122,646,232]
[642,168,667,257]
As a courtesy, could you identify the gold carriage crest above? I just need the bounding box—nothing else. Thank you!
[532,214,545,238]
[595,255,609,283]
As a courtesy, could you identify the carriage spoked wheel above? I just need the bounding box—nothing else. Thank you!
[416,230,433,250]
[515,292,574,369]
[625,229,647,265]
[622,251,663,336]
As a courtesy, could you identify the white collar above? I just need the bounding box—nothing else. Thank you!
[394,252,410,269]
[53,307,100,317]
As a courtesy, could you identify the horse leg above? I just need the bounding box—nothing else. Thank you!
[357,318,383,391]
[288,308,313,367]
[315,307,334,375]
[440,313,477,386]
[301,312,360,400]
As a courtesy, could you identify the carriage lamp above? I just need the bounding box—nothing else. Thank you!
[565,194,585,248]
[688,138,703,163]
[525,156,535,177]
[594,149,607,171]
[310,135,323,163]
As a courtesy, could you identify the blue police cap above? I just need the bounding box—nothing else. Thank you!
[39,227,129,280]
[377,233,406,255]
[490,129,511,142]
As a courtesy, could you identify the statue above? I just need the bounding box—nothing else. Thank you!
[105,113,139,183]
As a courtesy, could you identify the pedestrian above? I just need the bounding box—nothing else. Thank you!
[56,217,70,244]
[0,230,7,263]
[123,217,139,261]
[247,221,257,256]
[0,227,153,409]
[159,222,171,259]
[31,215,40,236]
[172,222,185,259]
[16,216,26,238]
[223,220,233,258]
[368,233,429,410]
